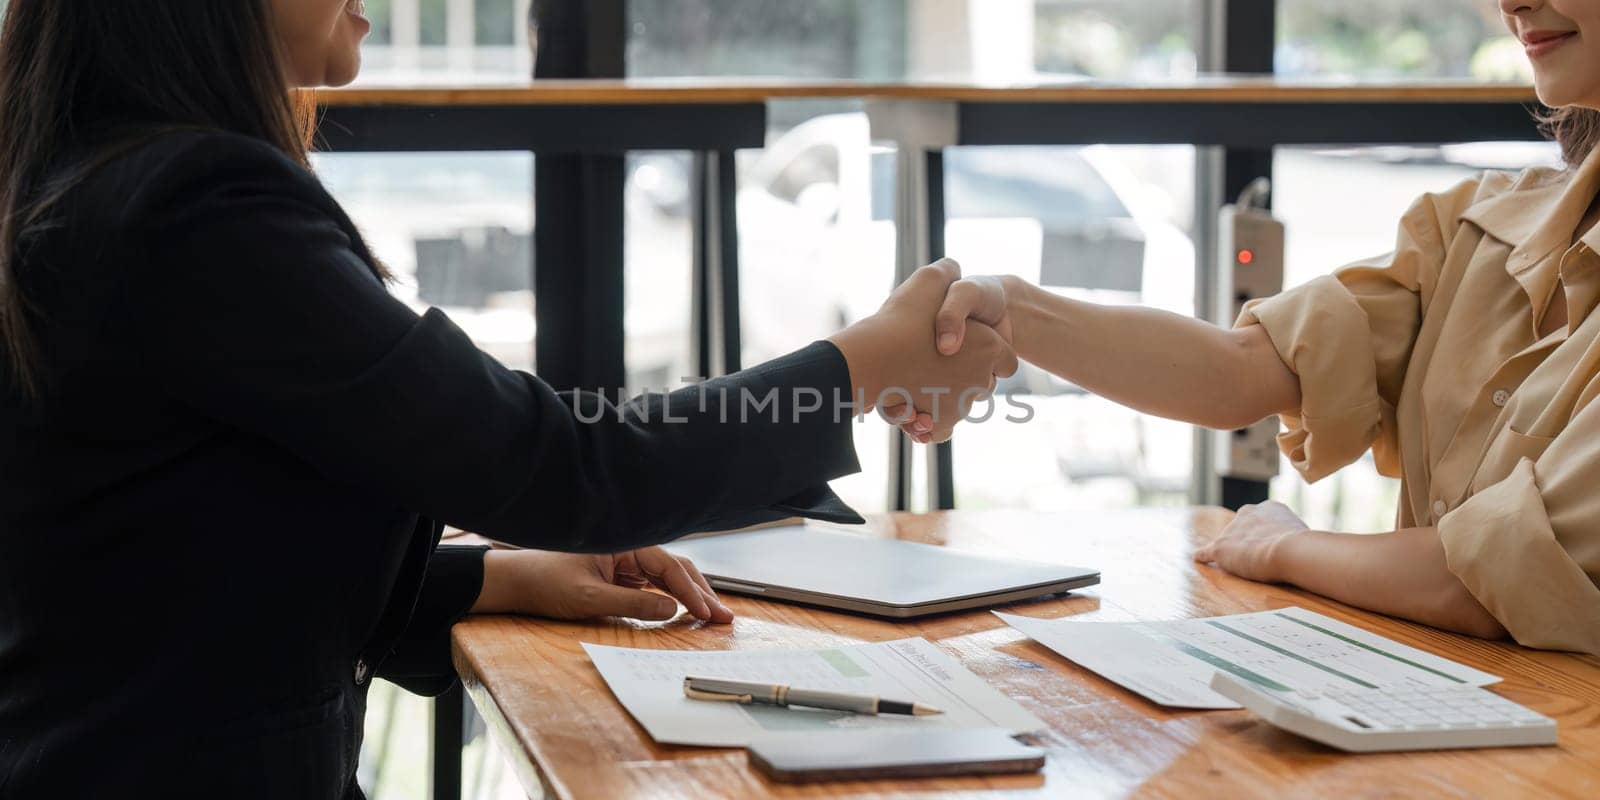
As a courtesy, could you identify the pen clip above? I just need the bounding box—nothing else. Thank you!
[683,678,753,704]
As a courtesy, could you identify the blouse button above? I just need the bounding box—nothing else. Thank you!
[1432,499,1449,519]
[1492,389,1511,407]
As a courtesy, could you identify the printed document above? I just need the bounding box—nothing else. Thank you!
[998,606,1500,709]
[584,637,1046,746]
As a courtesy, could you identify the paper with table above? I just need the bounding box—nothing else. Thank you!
[998,606,1500,709]
[584,637,1045,747]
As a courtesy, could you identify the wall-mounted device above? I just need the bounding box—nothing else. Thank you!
[1215,178,1285,482]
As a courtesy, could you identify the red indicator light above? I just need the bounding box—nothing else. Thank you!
[1237,249,1255,265]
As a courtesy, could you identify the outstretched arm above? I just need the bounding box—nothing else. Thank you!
[131,134,1016,554]
[928,276,1505,640]
[933,275,1300,431]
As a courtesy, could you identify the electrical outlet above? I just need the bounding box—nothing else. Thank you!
[1215,419,1282,482]
[1215,191,1285,481]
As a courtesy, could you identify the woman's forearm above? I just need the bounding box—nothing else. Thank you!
[1005,277,1300,430]
[1272,528,1508,640]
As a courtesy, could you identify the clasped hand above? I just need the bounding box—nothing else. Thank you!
[827,259,1019,444]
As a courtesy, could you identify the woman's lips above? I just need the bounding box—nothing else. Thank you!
[1523,30,1577,58]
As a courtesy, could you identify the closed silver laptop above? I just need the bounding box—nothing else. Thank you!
[665,526,1099,618]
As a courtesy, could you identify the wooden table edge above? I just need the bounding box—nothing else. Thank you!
[316,81,1540,107]
[453,644,564,799]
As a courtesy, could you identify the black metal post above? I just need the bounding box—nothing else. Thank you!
[1219,0,1275,511]
[717,150,744,374]
[691,153,715,379]
[534,154,628,390]
[690,149,745,378]
[926,151,955,511]
[430,683,465,800]
[531,0,628,392]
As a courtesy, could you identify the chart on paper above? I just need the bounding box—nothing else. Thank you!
[584,637,1045,746]
[999,606,1500,709]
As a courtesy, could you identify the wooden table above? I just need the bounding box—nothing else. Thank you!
[450,509,1600,799]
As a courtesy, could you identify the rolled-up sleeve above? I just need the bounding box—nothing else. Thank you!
[1234,178,1480,482]
[377,545,488,696]
[1437,396,1600,655]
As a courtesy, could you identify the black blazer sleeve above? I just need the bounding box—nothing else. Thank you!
[122,132,864,552]
[377,544,488,696]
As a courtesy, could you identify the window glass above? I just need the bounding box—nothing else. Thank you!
[946,144,1197,511]
[419,0,448,46]
[313,153,537,371]
[629,0,906,79]
[1034,0,1197,79]
[365,0,395,44]
[1278,0,1530,81]
[629,1,1203,511]
[732,115,1199,512]
[629,0,1197,81]
[475,0,517,45]
[355,0,532,83]
[624,153,695,393]
[767,144,843,207]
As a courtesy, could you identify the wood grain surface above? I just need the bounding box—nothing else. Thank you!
[319,78,1538,107]
[451,509,1600,799]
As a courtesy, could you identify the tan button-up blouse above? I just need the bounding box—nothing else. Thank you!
[1237,147,1600,656]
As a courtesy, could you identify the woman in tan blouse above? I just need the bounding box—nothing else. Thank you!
[921,0,1600,655]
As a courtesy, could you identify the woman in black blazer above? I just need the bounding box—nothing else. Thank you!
[0,2,1015,798]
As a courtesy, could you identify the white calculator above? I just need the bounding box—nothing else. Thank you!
[1209,672,1558,752]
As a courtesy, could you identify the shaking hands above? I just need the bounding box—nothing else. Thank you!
[826,259,1018,444]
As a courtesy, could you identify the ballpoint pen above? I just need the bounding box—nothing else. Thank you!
[683,675,944,716]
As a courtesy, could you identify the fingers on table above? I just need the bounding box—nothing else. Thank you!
[676,555,735,623]
[638,549,729,622]
[585,582,679,621]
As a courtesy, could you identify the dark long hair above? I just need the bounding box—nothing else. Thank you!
[0,0,317,397]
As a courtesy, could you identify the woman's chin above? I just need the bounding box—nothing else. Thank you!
[324,53,363,88]
[286,51,363,89]
[1532,75,1589,110]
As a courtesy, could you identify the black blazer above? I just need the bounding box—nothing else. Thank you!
[0,131,863,799]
